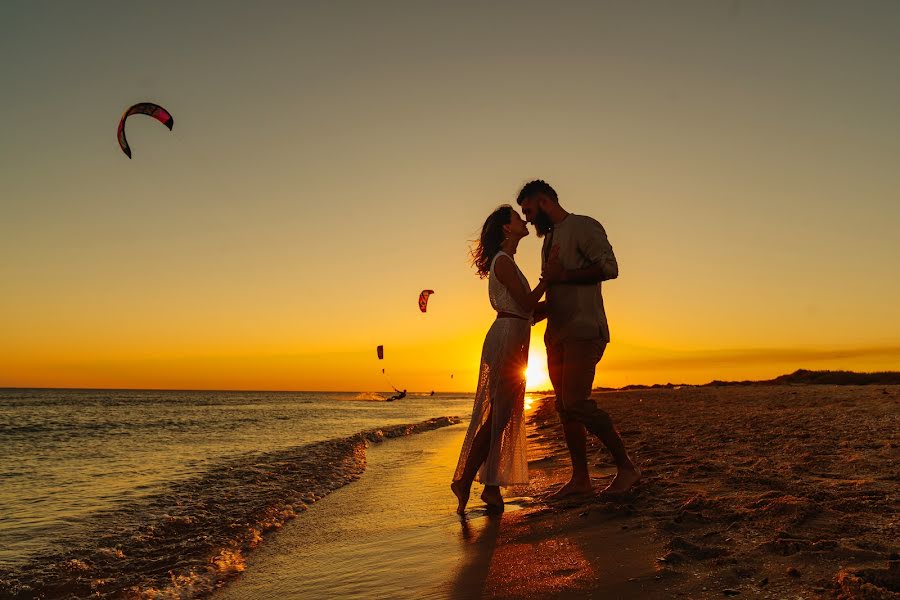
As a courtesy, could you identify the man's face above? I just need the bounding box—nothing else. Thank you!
[519,194,540,224]
[519,193,553,237]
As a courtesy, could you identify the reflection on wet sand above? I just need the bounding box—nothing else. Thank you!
[451,514,502,599]
[450,493,666,600]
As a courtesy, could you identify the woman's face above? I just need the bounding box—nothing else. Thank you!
[505,210,530,239]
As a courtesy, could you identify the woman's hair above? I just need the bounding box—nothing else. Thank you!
[470,204,514,279]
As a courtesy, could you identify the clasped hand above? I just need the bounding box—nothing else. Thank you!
[541,245,563,283]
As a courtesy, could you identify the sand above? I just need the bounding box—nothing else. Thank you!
[214,384,898,599]
[519,384,899,599]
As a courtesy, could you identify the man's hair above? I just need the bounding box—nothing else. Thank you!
[516,180,558,205]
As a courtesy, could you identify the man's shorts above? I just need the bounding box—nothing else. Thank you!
[547,337,609,426]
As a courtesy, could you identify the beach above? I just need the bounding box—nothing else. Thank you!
[215,384,898,599]
[3,385,897,599]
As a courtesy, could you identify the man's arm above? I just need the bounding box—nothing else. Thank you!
[558,261,613,284]
[573,217,618,283]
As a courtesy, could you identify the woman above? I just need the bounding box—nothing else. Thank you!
[451,205,552,514]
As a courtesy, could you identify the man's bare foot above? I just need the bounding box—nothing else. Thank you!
[599,466,641,497]
[451,480,470,515]
[548,477,594,499]
[481,486,504,511]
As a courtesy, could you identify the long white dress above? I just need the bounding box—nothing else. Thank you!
[454,251,531,486]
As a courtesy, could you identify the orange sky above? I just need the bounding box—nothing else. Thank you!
[2,3,899,392]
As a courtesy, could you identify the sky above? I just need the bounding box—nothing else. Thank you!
[2,1,899,392]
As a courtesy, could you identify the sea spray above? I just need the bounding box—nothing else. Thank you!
[0,416,460,599]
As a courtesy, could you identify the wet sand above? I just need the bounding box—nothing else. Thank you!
[213,423,665,599]
[213,423,478,599]
[215,384,898,599]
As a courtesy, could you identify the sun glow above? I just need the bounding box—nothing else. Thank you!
[525,361,551,392]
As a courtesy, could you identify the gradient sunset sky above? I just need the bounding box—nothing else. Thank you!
[2,1,899,392]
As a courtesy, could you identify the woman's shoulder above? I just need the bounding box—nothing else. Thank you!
[490,252,516,277]
[493,252,524,284]
[491,251,516,269]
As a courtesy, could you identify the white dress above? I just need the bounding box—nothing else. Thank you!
[454,251,531,486]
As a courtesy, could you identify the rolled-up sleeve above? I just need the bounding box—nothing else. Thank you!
[579,217,618,281]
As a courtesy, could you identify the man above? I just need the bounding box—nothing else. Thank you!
[517,179,641,497]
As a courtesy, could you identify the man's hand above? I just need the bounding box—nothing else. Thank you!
[542,245,564,283]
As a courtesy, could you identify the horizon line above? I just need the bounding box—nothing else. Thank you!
[4,367,898,395]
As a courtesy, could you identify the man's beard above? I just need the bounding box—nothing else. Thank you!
[533,208,554,237]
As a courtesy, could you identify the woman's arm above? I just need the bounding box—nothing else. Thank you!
[493,254,548,313]
[532,301,548,324]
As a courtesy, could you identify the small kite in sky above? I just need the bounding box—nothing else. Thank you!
[117,102,174,158]
[418,289,435,313]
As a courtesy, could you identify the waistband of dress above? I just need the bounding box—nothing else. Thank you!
[496,312,529,320]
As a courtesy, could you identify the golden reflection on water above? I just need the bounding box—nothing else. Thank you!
[523,392,546,412]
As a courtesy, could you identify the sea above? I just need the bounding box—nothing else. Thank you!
[0,388,476,598]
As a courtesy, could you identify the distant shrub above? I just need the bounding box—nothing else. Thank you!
[593,369,900,391]
[770,369,900,385]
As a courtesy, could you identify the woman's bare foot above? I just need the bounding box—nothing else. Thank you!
[451,480,470,515]
[548,476,594,499]
[481,485,504,511]
[599,466,641,497]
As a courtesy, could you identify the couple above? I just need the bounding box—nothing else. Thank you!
[451,180,641,514]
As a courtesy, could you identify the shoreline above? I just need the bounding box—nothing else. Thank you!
[214,423,483,599]
[214,383,898,599]
[213,421,667,600]
[0,416,463,600]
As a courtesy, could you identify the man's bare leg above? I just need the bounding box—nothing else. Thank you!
[588,416,641,496]
[549,420,594,498]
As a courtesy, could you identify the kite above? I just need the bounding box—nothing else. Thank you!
[418,289,435,313]
[376,344,401,392]
[117,102,174,158]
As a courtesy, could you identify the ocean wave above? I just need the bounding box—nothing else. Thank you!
[349,392,388,402]
[0,416,460,599]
